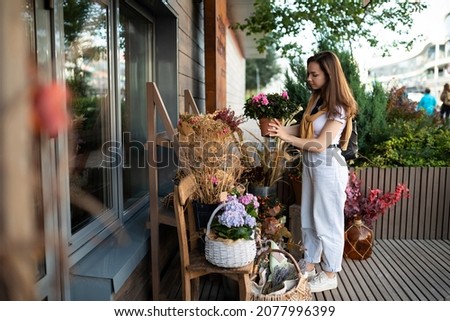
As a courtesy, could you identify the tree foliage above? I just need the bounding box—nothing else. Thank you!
[245,47,282,91]
[234,0,426,58]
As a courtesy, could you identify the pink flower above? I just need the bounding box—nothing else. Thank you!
[281,91,289,100]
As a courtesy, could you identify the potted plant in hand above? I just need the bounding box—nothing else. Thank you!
[344,171,409,260]
[243,90,300,136]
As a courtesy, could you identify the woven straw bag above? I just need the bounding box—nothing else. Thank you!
[250,248,312,301]
[205,203,257,268]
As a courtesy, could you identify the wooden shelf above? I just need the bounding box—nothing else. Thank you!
[146,82,199,300]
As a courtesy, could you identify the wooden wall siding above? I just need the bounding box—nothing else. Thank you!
[357,167,450,240]
[168,0,205,112]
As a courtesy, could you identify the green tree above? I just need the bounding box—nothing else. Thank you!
[246,47,281,92]
[234,0,426,58]
[283,58,309,122]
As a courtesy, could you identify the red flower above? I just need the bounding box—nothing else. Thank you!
[344,171,410,228]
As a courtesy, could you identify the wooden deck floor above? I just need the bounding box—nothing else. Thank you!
[159,239,450,301]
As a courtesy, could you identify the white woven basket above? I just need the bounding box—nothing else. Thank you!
[205,203,257,268]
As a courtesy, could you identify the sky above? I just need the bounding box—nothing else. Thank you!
[267,0,450,92]
[354,0,450,70]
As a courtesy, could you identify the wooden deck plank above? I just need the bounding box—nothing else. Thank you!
[383,240,443,300]
[159,253,182,300]
[360,253,399,300]
[367,241,424,300]
[160,240,450,301]
[344,259,372,300]
[410,241,450,284]
[351,259,388,300]
[393,240,450,298]
[332,262,352,301]
[428,239,450,258]
[370,241,418,300]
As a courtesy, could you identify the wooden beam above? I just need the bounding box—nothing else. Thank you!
[204,0,227,113]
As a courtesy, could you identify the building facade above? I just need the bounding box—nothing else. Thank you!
[367,13,450,100]
[14,0,257,300]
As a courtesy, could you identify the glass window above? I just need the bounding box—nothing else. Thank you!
[64,0,114,234]
[427,46,435,60]
[119,3,152,212]
[439,44,445,59]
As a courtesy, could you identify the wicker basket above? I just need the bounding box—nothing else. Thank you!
[205,203,257,268]
[250,248,312,301]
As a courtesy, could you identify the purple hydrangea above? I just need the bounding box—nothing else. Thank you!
[218,199,256,228]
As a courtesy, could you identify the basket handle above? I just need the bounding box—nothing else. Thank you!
[253,247,302,276]
[205,202,227,235]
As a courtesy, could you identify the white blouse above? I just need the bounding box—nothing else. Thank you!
[312,105,347,145]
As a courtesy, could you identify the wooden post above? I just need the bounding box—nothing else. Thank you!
[0,0,37,299]
[204,0,227,113]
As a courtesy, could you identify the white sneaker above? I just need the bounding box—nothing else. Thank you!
[308,271,338,293]
[298,259,316,281]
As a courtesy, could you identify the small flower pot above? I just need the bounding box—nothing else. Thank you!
[258,117,279,137]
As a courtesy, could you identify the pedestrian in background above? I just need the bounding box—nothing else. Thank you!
[439,83,450,123]
[417,88,437,116]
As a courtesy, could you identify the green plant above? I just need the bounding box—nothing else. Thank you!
[368,120,450,167]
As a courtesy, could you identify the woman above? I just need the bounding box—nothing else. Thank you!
[440,83,450,122]
[269,51,357,292]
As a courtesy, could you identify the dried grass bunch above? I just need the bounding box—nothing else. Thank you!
[177,108,245,204]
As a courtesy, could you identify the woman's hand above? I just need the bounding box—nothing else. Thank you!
[267,119,290,141]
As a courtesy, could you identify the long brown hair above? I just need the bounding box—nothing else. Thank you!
[306,51,358,119]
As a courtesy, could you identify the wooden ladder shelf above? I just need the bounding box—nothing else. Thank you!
[146,82,199,300]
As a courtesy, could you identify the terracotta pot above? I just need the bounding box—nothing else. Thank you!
[258,117,279,137]
[344,216,373,260]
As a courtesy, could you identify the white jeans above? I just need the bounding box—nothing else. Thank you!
[301,148,348,272]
